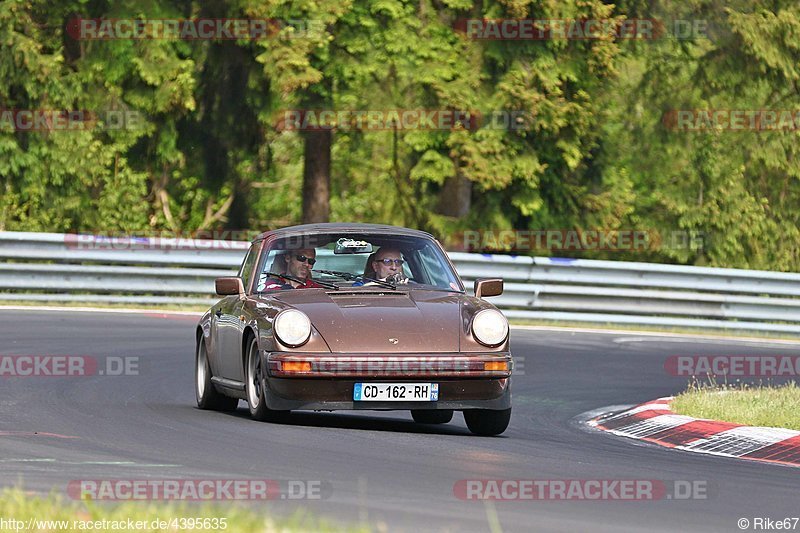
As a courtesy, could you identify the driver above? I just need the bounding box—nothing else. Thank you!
[258,248,322,291]
[363,247,409,284]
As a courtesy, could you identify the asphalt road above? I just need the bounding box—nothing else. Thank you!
[0,309,798,532]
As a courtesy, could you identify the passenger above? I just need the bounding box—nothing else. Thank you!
[258,248,322,291]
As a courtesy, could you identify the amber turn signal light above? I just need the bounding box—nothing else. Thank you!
[282,361,312,372]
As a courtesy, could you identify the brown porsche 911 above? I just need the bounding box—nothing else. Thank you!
[195,223,513,435]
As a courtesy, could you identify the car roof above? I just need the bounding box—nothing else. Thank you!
[254,223,435,242]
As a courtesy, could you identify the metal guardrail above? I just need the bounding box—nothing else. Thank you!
[2,231,800,334]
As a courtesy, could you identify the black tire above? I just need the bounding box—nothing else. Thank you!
[463,408,511,436]
[245,337,288,422]
[195,338,239,411]
[411,409,454,424]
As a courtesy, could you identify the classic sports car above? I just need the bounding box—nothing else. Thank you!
[195,223,513,435]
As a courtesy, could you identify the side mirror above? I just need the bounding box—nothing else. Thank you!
[474,278,503,298]
[215,277,245,296]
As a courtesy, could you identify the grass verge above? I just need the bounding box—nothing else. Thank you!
[0,488,364,532]
[671,381,800,431]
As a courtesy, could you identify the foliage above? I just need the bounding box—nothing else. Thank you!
[1,0,799,270]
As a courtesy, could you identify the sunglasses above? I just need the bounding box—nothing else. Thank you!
[377,258,404,266]
[294,254,317,266]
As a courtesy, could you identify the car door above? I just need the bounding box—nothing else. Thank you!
[216,241,260,381]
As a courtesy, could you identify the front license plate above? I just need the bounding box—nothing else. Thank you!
[354,383,439,402]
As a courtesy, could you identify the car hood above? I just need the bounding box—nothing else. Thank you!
[269,289,464,353]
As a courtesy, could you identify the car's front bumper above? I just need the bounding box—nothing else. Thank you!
[262,351,513,411]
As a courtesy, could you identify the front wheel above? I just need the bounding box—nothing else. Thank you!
[195,339,238,411]
[245,337,288,422]
[463,408,511,436]
[411,409,453,424]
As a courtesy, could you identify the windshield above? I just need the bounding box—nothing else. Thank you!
[255,232,464,292]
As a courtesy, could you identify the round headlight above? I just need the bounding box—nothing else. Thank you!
[274,310,312,347]
[472,309,509,346]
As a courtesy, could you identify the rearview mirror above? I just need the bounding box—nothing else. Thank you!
[215,277,244,296]
[474,278,503,298]
[334,237,373,254]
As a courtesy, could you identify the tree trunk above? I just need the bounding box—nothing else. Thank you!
[301,129,332,223]
[438,172,472,218]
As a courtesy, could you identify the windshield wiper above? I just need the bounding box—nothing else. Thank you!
[359,275,397,290]
[314,269,397,290]
[261,272,339,290]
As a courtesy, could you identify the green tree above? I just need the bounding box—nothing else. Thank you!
[603,0,800,269]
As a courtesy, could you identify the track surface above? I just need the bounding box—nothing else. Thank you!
[0,310,798,532]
